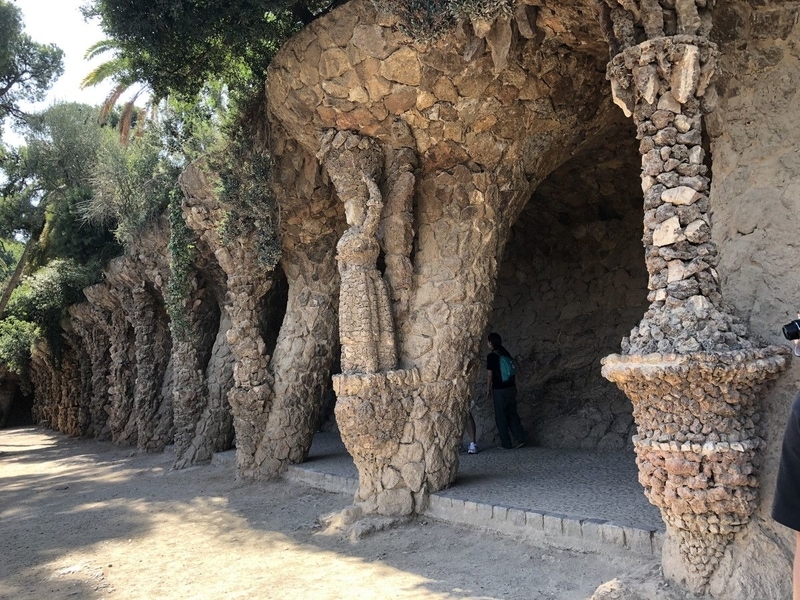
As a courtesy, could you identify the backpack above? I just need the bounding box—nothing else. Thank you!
[498,354,516,382]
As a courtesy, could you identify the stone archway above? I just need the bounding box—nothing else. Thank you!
[267,0,628,514]
[483,114,648,451]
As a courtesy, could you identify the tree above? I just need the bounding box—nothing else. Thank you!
[85,0,345,97]
[81,39,150,144]
[0,103,120,317]
[0,0,63,128]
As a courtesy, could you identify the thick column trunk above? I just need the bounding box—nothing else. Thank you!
[73,301,112,440]
[30,345,58,428]
[128,283,173,452]
[257,250,339,474]
[105,292,138,446]
[597,8,790,592]
[223,271,274,478]
[172,283,233,468]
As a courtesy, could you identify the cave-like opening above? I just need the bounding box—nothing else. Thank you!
[479,116,648,452]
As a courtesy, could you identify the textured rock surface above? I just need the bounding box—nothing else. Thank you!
[599,3,795,592]
[267,0,624,512]
[485,125,647,450]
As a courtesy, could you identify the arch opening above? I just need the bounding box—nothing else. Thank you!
[479,116,648,451]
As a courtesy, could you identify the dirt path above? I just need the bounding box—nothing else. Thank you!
[0,428,678,600]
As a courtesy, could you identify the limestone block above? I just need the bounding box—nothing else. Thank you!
[657,91,682,113]
[377,488,414,516]
[320,47,351,79]
[662,186,702,206]
[670,45,701,103]
[685,220,710,244]
[652,216,683,246]
[351,24,396,59]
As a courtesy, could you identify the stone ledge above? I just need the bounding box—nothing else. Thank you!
[284,465,359,495]
[424,494,662,558]
[211,449,236,468]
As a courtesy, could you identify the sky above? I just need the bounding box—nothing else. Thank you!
[4,0,119,144]
[14,0,113,107]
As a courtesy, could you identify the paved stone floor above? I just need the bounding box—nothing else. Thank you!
[303,432,664,533]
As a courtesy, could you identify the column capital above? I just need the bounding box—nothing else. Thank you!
[607,36,718,118]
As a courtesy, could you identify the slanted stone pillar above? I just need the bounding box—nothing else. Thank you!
[597,3,790,590]
[128,282,173,452]
[180,164,277,479]
[102,282,137,446]
[69,300,112,439]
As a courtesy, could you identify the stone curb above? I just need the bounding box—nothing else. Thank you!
[285,464,360,496]
[281,461,663,558]
[424,495,663,557]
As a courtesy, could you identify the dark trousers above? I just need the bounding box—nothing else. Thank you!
[492,386,527,448]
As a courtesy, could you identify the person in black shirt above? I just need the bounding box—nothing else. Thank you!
[773,388,800,600]
[486,332,527,449]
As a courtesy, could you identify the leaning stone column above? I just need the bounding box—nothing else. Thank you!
[598,13,790,589]
[179,164,277,479]
[69,301,112,439]
[127,282,173,452]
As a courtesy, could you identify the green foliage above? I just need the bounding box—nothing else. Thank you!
[213,90,280,270]
[0,0,64,128]
[84,126,177,247]
[0,103,121,267]
[159,87,226,163]
[166,190,194,343]
[0,316,38,377]
[3,259,99,367]
[0,238,23,285]
[86,0,341,98]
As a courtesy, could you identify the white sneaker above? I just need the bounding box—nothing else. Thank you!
[468,442,479,454]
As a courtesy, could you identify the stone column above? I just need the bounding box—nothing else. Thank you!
[71,299,113,440]
[84,282,136,444]
[171,278,233,468]
[180,163,277,479]
[171,282,212,467]
[70,301,112,439]
[598,16,791,589]
[104,285,138,446]
[30,343,58,428]
[128,283,173,452]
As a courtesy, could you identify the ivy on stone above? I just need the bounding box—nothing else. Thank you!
[166,189,195,344]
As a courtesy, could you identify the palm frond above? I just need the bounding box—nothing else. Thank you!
[83,39,120,61]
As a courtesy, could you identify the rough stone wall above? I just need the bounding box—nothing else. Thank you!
[484,125,648,450]
[267,0,627,511]
[695,4,800,598]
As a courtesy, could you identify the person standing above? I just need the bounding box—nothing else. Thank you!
[773,389,800,600]
[486,332,527,450]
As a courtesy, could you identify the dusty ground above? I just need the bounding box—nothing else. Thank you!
[0,428,679,600]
